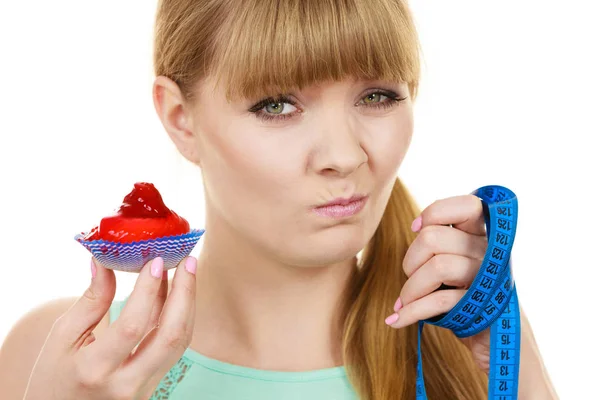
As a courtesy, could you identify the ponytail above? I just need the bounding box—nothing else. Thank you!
[341,178,488,399]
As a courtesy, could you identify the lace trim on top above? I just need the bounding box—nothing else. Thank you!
[149,357,193,399]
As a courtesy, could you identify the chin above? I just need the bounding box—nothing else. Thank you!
[281,228,369,268]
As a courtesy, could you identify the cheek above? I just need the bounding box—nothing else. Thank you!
[197,108,413,266]
[369,111,414,184]
[363,111,414,231]
[200,124,298,234]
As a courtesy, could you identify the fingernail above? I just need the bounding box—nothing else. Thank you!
[151,257,164,279]
[411,215,422,232]
[385,313,399,326]
[90,259,97,280]
[393,297,403,312]
[185,257,197,275]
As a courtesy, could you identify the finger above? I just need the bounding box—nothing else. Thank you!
[85,257,165,372]
[403,225,487,277]
[81,332,96,348]
[386,289,467,329]
[126,271,169,357]
[120,256,197,382]
[54,258,116,347]
[418,195,487,236]
[398,254,480,306]
[143,270,169,337]
[122,271,169,361]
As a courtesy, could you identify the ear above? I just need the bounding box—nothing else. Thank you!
[152,76,201,165]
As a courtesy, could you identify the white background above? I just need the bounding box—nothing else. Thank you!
[1,1,598,398]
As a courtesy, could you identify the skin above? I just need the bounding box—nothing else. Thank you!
[387,195,559,398]
[155,72,558,397]
[154,74,414,369]
[0,73,558,399]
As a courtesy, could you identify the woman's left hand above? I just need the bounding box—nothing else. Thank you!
[385,194,493,373]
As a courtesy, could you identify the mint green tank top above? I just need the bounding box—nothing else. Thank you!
[109,298,359,399]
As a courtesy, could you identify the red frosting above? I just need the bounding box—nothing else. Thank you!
[83,182,190,243]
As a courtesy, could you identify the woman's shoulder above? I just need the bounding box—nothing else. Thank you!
[0,296,114,398]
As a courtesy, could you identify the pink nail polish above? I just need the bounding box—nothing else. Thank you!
[385,313,399,326]
[393,297,402,312]
[411,215,422,232]
[90,259,97,280]
[151,257,164,278]
[185,257,197,275]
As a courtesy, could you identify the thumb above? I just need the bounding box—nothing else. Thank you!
[54,258,116,345]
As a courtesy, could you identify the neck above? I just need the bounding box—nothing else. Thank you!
[188,217,357,372]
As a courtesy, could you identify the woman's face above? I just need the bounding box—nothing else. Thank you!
[165,75,414,267]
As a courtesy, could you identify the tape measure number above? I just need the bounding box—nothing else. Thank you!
[415,185,521,400]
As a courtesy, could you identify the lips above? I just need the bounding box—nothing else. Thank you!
[316,194,367,208]
[312,195,368,219]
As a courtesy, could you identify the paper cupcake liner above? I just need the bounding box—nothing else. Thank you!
[75,229,205,272]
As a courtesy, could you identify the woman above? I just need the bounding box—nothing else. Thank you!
[0,0,558,398]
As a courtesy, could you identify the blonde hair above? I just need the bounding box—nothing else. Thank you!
[153,0,488,398]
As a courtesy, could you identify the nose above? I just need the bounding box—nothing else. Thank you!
[312,117,368,177]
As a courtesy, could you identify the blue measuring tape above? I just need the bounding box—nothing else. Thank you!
[415,185,521,399]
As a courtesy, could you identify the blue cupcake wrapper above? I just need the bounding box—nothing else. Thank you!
[75,229,205,272]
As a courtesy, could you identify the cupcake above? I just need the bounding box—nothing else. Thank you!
[75,182,204,272]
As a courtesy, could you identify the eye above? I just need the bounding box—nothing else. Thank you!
[357,90,408,111]
[248,95,300,123]
[249,90,407,123]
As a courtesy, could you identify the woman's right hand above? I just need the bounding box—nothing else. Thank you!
[23,256,198,400]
